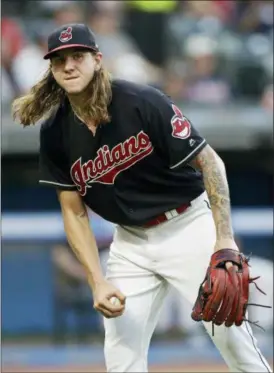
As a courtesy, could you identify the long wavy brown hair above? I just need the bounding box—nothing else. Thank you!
[11,58,112,127]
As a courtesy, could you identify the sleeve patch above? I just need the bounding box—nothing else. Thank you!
[171,104,191,140]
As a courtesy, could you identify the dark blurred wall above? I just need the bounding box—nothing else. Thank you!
[2,149,273,212]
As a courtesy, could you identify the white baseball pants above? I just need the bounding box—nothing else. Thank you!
[103,192,272,372]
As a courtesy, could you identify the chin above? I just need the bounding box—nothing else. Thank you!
[63,83,87,94]
[60,79,84,94]
[65,87,85,95]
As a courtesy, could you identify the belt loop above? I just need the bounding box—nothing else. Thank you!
[164,211,173,220]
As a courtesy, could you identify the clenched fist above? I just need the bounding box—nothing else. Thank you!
[93,280,126,318]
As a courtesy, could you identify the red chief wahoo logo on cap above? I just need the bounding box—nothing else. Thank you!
[59,26,72,42]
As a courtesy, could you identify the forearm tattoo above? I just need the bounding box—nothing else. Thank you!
[196,148,234,240]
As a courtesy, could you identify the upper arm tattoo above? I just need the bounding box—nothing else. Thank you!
[194,146,234,240]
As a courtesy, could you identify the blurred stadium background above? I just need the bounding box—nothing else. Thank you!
[2,0,273,372]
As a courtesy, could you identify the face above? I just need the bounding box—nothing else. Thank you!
[50,48,102,95]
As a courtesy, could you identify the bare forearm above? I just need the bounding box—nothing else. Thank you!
[62,209,104,288]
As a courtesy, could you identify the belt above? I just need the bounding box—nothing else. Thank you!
[143,202,191,228]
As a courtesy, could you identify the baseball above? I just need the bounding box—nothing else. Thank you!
[110,296,121,306]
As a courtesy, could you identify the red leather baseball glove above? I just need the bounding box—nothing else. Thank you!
[191,249,270,332]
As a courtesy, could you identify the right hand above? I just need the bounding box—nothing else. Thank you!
[92,280,126,318]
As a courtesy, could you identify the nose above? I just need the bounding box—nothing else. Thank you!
[64,56,75,72]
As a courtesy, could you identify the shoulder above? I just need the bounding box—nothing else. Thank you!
[111,79,170,107]
[39,103,67,151]
[40,102,67,137]
[40,112,57,134]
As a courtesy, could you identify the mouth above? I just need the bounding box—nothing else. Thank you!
[64,77,79,81]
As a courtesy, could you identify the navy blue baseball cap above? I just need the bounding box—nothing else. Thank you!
[43,23,99,59]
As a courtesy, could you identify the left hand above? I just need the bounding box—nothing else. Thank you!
[214,238,240,271]
[191,246,252,327]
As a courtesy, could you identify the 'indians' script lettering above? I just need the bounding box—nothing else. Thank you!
[70,131,153,196]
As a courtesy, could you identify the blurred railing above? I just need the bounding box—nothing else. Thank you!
[2,208,273,241]
[2,102,273,154]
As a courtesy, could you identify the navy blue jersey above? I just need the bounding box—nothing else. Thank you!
[39,80,207,225]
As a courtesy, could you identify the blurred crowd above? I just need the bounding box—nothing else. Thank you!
[2,0,273,110]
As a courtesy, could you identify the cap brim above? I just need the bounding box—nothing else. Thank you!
[43,44,98,59]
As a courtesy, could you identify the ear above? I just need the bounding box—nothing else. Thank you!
[94,51,103,68]
[94,52,103,72]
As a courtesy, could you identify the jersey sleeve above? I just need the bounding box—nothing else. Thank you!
[39,120,77,190]
[143,88,207,169]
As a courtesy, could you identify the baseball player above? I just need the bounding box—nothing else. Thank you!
[12,24,272,372]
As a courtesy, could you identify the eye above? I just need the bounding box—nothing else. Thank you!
[73,52,84,60]
[51,56,64,66]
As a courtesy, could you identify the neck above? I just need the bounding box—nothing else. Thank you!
[68,91,90,124]
[68,92,87,110]
[68,92,97,129]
